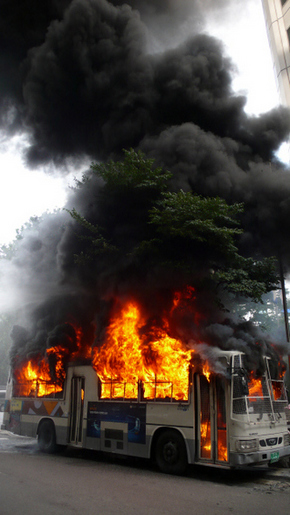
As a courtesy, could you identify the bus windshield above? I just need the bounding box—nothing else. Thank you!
[232,355,288,420]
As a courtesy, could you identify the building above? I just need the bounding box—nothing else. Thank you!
[262,0,290,106]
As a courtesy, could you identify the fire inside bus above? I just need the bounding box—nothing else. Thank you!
[2,299,290,474]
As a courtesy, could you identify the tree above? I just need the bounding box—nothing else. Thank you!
[67,149,172,265]
[68,149,279,304]
[146,190,278,301]
[0,216,41,260]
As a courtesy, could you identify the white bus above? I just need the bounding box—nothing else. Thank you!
[2,350,290,474]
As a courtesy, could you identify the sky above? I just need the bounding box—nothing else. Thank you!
[0,0,283,246]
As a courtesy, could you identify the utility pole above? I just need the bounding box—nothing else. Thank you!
[279,258,290,342]
[279,257,290,399]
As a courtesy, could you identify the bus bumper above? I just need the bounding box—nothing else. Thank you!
[229,445,290,467]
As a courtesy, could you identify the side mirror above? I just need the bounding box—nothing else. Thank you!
[238,369,249,396]
[240,375,249,396]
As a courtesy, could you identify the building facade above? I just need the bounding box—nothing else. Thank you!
[262,0,290,106]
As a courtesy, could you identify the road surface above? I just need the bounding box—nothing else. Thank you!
[1,425,290,514]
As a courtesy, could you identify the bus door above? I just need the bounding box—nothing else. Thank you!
[196,374,228,464]
[69,376,85,445]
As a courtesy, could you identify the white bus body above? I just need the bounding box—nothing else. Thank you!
[2,350,290,473]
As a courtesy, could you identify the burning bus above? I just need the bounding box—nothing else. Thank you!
[2,294,290,474]
[2,0,290,478]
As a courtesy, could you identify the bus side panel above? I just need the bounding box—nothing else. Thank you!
[5,399,69,445]
[86,401,147,456]
[85,400,194,461]
[4,399,22,435]
[146,402,195,463]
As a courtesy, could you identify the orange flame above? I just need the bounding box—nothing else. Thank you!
[202,363,211,382]
[248,373,263,398]
[13,323,88,398]
[13,288,198,400]
[217,434,228,461]
[200,420,211,458]
[92,300,193,401]
[14,359,63,397]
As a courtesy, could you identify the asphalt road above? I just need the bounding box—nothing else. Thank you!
[1,425,290,515]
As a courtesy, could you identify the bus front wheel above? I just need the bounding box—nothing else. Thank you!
[38,420,57,454]
[155,430,187,475]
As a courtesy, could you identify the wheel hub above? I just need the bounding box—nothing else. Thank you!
[163,441,177,464]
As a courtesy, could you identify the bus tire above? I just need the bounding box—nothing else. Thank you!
[155,430,187,475]
[38,420,57,454]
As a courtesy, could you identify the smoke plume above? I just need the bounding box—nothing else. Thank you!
[1,0,290,371]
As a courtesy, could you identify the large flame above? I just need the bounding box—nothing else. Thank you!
[11,288,232,407]
[14,359,63,397]
[92,300,193,401]
[13,292,195,400]
[13,324,90,397]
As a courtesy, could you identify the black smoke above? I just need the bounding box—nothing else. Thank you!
[1,0,287,167]
[1,0,290,370]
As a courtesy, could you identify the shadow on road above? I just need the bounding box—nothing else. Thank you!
[1,428,289,487]
[53,445,285,486]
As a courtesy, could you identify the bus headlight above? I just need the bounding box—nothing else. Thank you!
[236,439,258,452]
